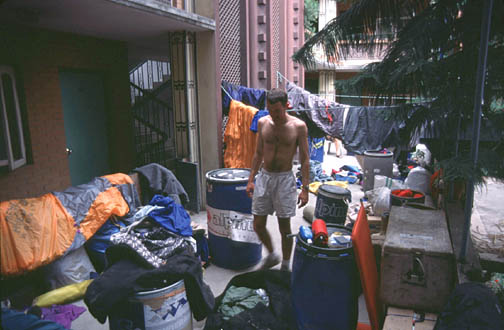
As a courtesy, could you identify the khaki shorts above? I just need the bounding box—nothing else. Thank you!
[252,169,297,218]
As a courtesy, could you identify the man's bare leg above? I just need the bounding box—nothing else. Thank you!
[278,217,293,271]
[335,138,342,157]
[254,214,281,269]
[253,215,273,253]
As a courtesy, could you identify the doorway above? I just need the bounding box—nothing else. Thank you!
[59,70,110,186]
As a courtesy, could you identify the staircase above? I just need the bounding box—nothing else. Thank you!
[130,60,175,168]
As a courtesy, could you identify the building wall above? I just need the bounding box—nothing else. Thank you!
[283,0,305,88]
[218,0,304,91]
[218,0,243,86]
[0,27,134,201]
[195,2,222,204]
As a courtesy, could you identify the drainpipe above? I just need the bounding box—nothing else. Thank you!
[460,0,493,261]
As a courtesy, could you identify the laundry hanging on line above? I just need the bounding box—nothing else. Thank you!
[343,105,403,155]
[308,136,325,162]
[222,81,266,116]
[287,82,347,139]
[287,82,404,155]
[250,110,269,133]
[224,100,258,168]
[222,80,406,156]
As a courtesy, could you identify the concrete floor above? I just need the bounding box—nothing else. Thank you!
[72,141,369,329]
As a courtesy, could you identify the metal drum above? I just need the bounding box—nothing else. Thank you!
[109,279,192,330]
[206,168,262,269]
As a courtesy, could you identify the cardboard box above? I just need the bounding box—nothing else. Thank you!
[383,307,437,330]
[367,215,382,233]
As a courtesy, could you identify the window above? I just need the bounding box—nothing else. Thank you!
[0,66,26,170]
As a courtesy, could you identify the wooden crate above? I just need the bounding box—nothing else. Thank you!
[383,307,437,330]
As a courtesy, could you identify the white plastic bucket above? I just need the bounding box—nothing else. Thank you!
[109,279,192,330]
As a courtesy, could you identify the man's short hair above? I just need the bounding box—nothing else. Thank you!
[267,88,288,106]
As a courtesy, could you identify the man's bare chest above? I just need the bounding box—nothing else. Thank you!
[263,126,297,146]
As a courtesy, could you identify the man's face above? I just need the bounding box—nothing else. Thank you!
[267,101,287,124]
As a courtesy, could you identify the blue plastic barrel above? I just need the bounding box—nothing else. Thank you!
[206,168,262,269]
[314,185,352,224]
[291,224,359,330]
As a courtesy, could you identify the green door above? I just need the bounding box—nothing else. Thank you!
[59,71,110,186]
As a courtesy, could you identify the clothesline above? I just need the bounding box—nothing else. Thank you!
[221,85,233,101]
[222,82,420,112]
[276,71,431,102]
[287,92,428,101]
[286,105,407,112]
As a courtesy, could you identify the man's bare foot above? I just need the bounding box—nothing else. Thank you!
[259,252,281,270]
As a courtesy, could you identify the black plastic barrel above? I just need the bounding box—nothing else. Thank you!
[291,224,359,330]
[314,185,352,224]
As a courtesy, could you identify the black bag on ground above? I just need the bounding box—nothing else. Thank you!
[434,282,504,330]
[204,270,296,330]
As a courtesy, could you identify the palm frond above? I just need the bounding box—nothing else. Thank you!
[293,0,428,67]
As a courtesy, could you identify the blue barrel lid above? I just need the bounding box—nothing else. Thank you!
[206,168,251,183]
[296,224,353,255]
[319,185,351,199]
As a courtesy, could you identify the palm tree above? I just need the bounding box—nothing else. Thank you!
[293,0,504,184]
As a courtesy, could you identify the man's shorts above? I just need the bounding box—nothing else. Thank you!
[252,169,297,218]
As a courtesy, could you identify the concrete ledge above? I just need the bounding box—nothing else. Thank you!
[479,253,504,273]
[109,0,216,30]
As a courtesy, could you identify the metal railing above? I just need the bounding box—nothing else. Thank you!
[158,0,195,12]
[130,60,170,104]
[129,60,175,167]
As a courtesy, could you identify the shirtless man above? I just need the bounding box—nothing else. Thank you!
[246,88,310,271]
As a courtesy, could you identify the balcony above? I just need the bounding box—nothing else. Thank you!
[0,0,214,47]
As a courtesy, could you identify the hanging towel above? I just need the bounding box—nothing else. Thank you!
[224,100,259,168]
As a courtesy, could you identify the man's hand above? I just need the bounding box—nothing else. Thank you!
[246,182,255,198]
[297,189,309,208]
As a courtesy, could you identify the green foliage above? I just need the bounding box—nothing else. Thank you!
[304,0,319,39]
[294,0,504,183]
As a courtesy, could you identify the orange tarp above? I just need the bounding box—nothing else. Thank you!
[102,173,133,185]
[0,194,76,275]
[1,174,131,275]
[351,202,383,330]
[224,100,258,168]
[79,187,129,240]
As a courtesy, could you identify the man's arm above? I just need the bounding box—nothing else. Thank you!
[297,122,310,207]
[246,119,264,198]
